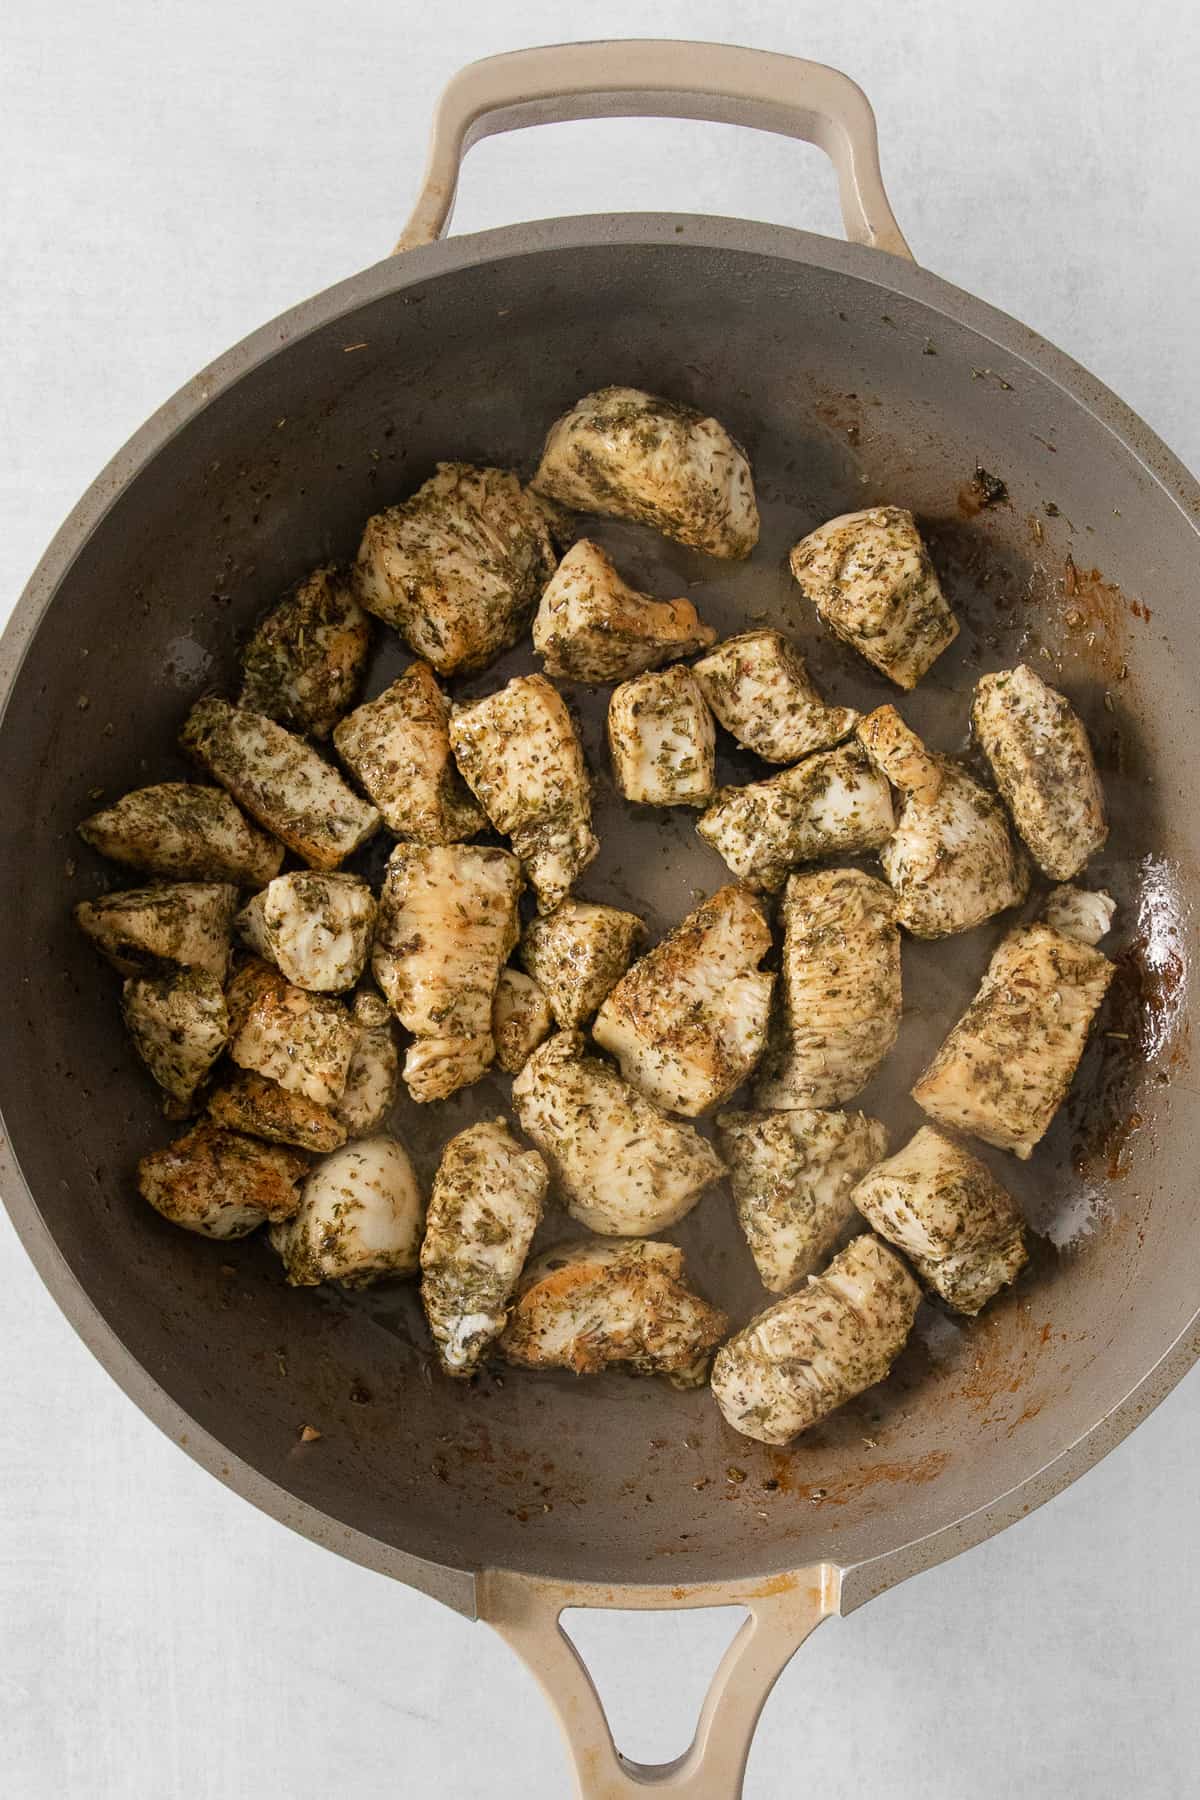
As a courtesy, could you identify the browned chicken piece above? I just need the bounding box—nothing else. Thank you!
[226,958,356,1108]
[355,462,558,675]
[206,1068,347,1153]
[852,1126,1027,1314]
[697,743,894,893]
[255,871,377,993]
[121,968,229,1113]
[501,1238,729,1388]
[593,885,774,1116]
[75,882,239,979]
[234,890,271,958]
[972,665,1108,879]
[1041,884,1116,947]
[788,505,958,689]
[710,1233,920,1444]
[492,968,555,1075]
[271,1137,424,1287]
[137,1121,309,1239]
[692,629,859,764]
[78,783,283,886]
[607,664,716,807]
[332,660,486,843]
[335,989,400,1135]
[532,539,716,683]
[239,564,371,738]
[519,898,644,1029]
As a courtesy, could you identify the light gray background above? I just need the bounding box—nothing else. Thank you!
[2,2,1198,1796]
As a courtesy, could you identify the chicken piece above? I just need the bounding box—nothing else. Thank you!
[1042,884,1116,947]
[138,1122,308,1240]
[371,843,522,1102]
[971,665,1108,879]
[355,462,557,676]
[857,707,1029,938]
[912,921,1115,1158]
[233,889,271,957]
[449,675,597,913]
[271,1136,424,1287]
[755,869,901,1110]
[239,564,371,739]
[532,539,715,683]
[852,1126,1027,1314]
[512,1033,725,1235]
[697,742,894,893]
[226,959,356,1108]
[420,1119,549,1377]
[78,783,283,886]
[501,1238,729,1388]
[332,660,486,844]
[335,989,400,1135]
[75,882,238,979]
[532,387,759,559]
[692,630,859,764]
[710,1233,920,1444]
[181,699,380,871]
[716,1107,888,1293]
[593,886,774,1116]
[256,871,376,993]
[788,505,958,689]
[121,969,228,1113]
[519,898,643,1029]
[206,1068,347,1153]
[607,665,716,807]
[492,968,554,1075]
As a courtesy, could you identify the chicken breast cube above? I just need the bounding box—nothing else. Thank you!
[78,783,283,886]
[852,1126,1027,1314]
[75,882,238,978]
[755,869,901,1110]
[492,969,555,1075]
[697,742,894,893]
[512,1033,725,1235]
[913,921,1115,1158]
[138,1122,308,1240]
[857,707,1028,938]
[234,890,271,957]
[122,969,228,1112]
[502,1238,729,1388]
[332,661,485,843]
[181,699,380,870]
[420,1118,549,1378]
[1042,884,1116,947]
[532,387,759,559]
[593,885,774,1116]
[449,675,597,913]
[239,564,371,738]
[717,1107,888,1293]
[608,665,716,807]
[710,1233,920,1444]
[257,871,376,993]
[355,462,557,675]
[692,630,859,764]
[226,959,356,1107]
[532,538,716,683]
[335,990,400,1135]
[972,665,1108,879]
[372,843,523,1103]
[271,1136,424,1287]
[207,1068,347,1153]
[519,898,643,1029]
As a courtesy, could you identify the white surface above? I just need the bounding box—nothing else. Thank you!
[2,2,1198,1795]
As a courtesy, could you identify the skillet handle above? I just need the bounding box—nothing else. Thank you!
[478,1566,837,1799]
[395,40,912,260]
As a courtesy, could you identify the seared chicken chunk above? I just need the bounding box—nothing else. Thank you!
[207,1068,347,1153]
[501,1238,728,1388]
[852,1126,1027,1314]
[335,989,400,1135]
[789,505,958,689]
[755,869,901,1110]
[182,699,379,870]
[492,968,555,1074]
[692,630,859,764]
[593,885,774,1116]
[607,664,716,807]
[420,1118,549,1377]
[972,665,1108,879]
[234,890,271,958]
[532,539,715,683]
[857,707,1028,938]
[372,843,522,1102]
[710,1233,920,1444]
[271,1136,424,1287]
[257,871,376,993]
[355,463,557,675]
[78,783,283,886]
[226,959,356,1108]
[697,742,893,893]
[75,882,238,979]
[240,564,371,739]
[332,660,485,844]
[121,968,228,1112]
[138,1122,308,1239]
[449,675,597,913]
[717,1107,888,1293]
[532,387,758,559]
[1042,884,1116,947]
[519,898,643,1029]
[512,1032,725,1235]
[913,921,1115,1157]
